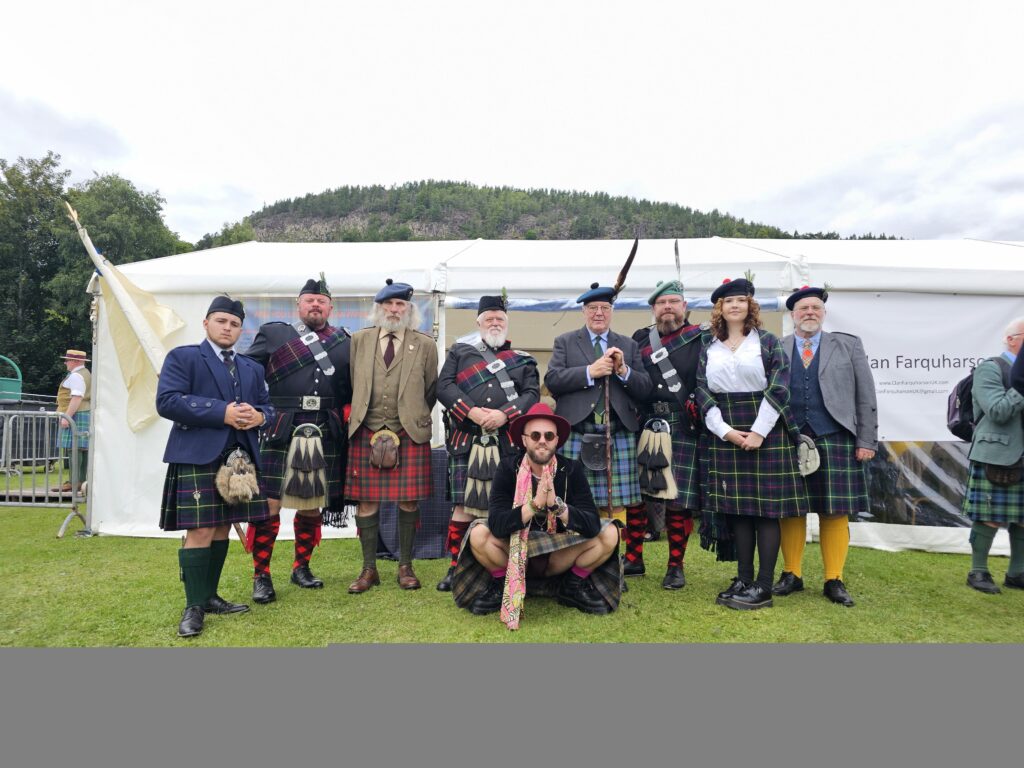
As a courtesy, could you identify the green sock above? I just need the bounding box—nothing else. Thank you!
[1007,524,1024,577]
[356,512,380,569]
[207,539,229,598]
[969,522,998,573]
[398,508,419,566]
[179,547,211,608]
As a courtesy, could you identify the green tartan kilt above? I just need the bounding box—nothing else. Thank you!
[160,459,271,531]
[703,392,807,519]
[963,461,1024,524]
[802,430,869,518]
[642,409,701,509]
[259,412,346,507]
[561,419,641,508]
[57,410,90,450]
[451,519,623,613]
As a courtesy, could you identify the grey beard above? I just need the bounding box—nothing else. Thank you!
[482,329,508,348]
[656,317,683,335]
[379,316,405,333]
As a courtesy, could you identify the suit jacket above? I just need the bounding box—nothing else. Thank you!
[783,330,878,450]
[156,342,273,467]
[348,327,439,444]
[544,326,652,432]
[968,357,1024,465]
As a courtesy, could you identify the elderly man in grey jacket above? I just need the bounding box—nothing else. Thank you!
[773,286,878,607]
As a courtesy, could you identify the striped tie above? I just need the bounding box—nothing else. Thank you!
[801,339,814,368]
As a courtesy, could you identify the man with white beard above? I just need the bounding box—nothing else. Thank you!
[435,294,540,591]
[345,279,439,594]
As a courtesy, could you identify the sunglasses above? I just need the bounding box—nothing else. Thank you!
[526,431,558,443]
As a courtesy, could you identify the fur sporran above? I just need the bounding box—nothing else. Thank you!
[796,434,821,477]
[215,448,261,505]
[463,432,500,517]
[637,419,677,500]
[281,423,328,509]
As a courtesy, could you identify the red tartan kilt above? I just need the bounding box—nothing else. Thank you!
[345,426,432,501]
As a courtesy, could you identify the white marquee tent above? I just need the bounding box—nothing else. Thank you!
[87,237,1024,555]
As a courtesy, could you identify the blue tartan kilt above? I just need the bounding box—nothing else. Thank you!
[562,419,641,508]
[703,392,807,519]
[802,431,868,518]
[963,461,1024,524]
[160,459,271,531]
[57,411,90,450]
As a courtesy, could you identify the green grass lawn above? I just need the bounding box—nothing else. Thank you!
[0,505,1020,646]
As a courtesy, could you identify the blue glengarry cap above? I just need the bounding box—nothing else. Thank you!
[576,282,617,304]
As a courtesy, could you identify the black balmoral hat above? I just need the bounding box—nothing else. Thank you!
[299,273,331,298]
[477,294,508,315]
[785,285,828,310]
[576,282,618,305]
[207,295,245,320]
[375,278,415,303]
[710,278,755,304]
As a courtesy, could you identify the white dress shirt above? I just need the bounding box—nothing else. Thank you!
[703,330,780,440]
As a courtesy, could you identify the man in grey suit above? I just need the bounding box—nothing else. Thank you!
[544,283,652,575]
[773,286,878,607]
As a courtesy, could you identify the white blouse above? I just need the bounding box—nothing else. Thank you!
[703,330,780,441]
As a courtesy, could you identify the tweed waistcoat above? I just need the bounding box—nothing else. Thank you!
[788,347,841,437]
[363,338,404,431]
[57,368,92,413]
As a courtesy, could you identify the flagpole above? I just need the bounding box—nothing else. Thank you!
[64,202,167,373]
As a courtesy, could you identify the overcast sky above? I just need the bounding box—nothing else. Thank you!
[3,0,1023,243]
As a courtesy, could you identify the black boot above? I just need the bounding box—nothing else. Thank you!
[557,572,612,615]
[436,565,456,592]
[469,577,504,615]
[662,565,686,590]
[291,564,324,589]
[252,573,276,604]
[715,577,748,604]
[722,583,774,611]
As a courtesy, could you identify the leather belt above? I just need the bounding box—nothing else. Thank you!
[270,395,336,411]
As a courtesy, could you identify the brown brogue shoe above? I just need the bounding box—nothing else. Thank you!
[348,567,381,594]
[397,563,422,590]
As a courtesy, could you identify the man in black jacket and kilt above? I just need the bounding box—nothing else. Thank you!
[631,279,708,589]
[435,294,540,591]
[243,276,352,602]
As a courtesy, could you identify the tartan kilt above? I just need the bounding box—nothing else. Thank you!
[963,461,1024,524]
[345,425,432,502]
[562,419,641,508]
[260,412,346,506]
[57,411,90,450]
[802,430,869,518]
[451,519,622,613]
[703,392,807,519]
[448,451,469,504]
[159,459,270,531]
[642,409,701,509]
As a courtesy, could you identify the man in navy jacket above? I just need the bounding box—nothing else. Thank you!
[157,296,274,638]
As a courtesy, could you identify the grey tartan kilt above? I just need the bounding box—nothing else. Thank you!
[703,392,807,519]
[451,519,623,613]
[159,459,270,531]
[562,419,641,508]
[801,430,869,518]
[963,461,1024,524]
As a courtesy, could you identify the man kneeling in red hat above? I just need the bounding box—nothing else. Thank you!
[451,404,622,628]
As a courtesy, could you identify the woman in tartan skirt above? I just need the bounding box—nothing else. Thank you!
[696,278,807,610]
[961,319,1024,594]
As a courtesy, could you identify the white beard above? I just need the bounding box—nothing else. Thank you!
[482,328,508,348]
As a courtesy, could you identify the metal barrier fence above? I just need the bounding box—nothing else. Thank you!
[0,410,89,537]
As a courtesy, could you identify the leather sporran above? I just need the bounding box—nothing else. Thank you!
[369,428,401,469]
[984,459,1023,486]
[579,433,608,471]
[215,448,261,505]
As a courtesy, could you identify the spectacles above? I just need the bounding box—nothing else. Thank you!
[1009,332,1024,339]
[527,431,558,443]
[584,305,612,314]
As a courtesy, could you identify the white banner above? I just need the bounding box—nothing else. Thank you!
[824,292,1024,442]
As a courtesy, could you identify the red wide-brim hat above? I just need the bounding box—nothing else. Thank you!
[508,403,571,449]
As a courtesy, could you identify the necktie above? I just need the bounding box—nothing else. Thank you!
[801,339,814,369]
[221,350,236,378]
[593,336,606,423]
[383,333,396,367]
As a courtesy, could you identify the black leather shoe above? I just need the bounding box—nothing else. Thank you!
[662,565,686,590]
[722,583,774,611]
[623,556,646,576]
[967,570,1001,594]
[436,565,456,592]
[716,577,748,604]
[557,573,612,615]
[204,594,250,615]
[177,605,205,637]
[823,579,855,607]
[291,565,324,589]
[772,571,805,596]
[252,573,276,604]
[469,577,504,615]
[1004,573,1024,590]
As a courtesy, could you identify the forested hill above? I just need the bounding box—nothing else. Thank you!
[197,181,896,248]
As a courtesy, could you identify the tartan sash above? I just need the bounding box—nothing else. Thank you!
[265,325,349,387]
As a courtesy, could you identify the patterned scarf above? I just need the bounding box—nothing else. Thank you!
[501,454,559,630]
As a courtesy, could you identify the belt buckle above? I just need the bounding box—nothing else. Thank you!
[652,401,672,416]
[650,347,669,363]
[486,359,507,373]
[301,395,321,410]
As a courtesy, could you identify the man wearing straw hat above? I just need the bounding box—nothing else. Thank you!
[435,292,540,591]
[54,349,92,494]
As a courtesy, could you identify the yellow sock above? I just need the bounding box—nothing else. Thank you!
[819,515,850,581]
[779,516,806,578]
